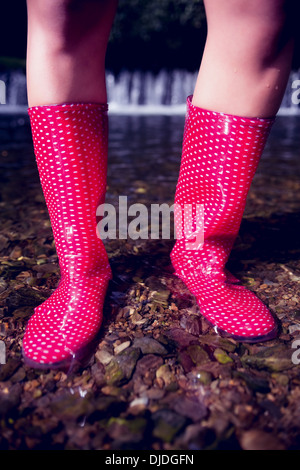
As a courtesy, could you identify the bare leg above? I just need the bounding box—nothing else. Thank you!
[170,0,295,341]
[26,0,118,107]
[23,0,118,368]
[193,0,295,118]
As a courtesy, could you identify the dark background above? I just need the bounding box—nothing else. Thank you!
[0,0,299,72]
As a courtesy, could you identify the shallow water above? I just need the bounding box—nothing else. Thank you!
[1,113,300,450]
[1,112,300,269]
[1,113,300,206]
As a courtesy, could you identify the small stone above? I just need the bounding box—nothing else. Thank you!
[186,344,209,365]
[116,306,134,320]
[171,395,207,422]
[95,349,114,366]
[271,373,289,386]
[130,312,146,325]
[145,276,170,307]
[114,340,131,355]
[50,391,94,421]
[133,336,168,355]
[288,324,300,334]
[105,347,140,386]
[198,335,236,352]
[240,429,285,450]
[101,385,123,397]
[135,354,164,375]
[11,307,33,320]
[156,364,175,387]
[166,328,199,348]
[152,409,186,443]
[107,417,147,443]
[0,278,7,294]
[180,314,202,336]
[6,286,48,310]
[9,246,22,259]
[0,384,22,416]
[129,397,149,408]
[142,387,166,399]
[15,271,32,282]
[177,350,195,373]
[236,371,270,393]
[213,348,233,365]
[241,345,295,372]
[188,369,212,385]
[0,358,21,381]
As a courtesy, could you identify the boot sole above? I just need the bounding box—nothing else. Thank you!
[207,321,279,343]
[172,271,279,343]
[22,335,99,372]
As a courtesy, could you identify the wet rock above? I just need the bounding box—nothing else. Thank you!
[0,277,7,294]
[135,354,164,375]
[165,327,200,349]
[176,423,217,450]
[235,371,270,394]
[114,340,131,355]
[177,350,195,373]
[95,348,114,366]
[239,429,285,450]
[133,336,168,355]
[186,344,210,366]
[101,385,127,398]
[11,306,34,320]
[180,314,202,336]
[0,358,21,381]
[156,364,176,387]
[171,395,207,422]
[142,387,166,400]
[50,391,94,421]
[145,276,170,307]
[271,373,289,386]
[259,399,282,420]
[132,355,165,393]
[107,417,147,443]
[104,347,140,386]
[9,246,22,260]
[10,367,26,384]
[129,397,149,409]
[130,312,147,326]
[0,383,22,415]
[213,348,234,365]
[92,395,125,416]
[241,345,295,372]
[152,409,187,443]
[90,362,106,387]
[187,369,212,386]
[198,335,237,353]
[6,286,48,311]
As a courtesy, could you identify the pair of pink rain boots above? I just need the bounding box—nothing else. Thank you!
[22,97,277,369]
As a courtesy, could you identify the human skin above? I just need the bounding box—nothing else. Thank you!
[26,0,118,107]
[192,0,295,118]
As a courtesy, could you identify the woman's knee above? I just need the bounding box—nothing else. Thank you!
[204,0,295,64]
[27,0,118,51]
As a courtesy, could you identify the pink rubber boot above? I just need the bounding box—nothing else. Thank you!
[22,103,111,368]
[171,96,277,342]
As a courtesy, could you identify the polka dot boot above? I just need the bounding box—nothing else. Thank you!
[22,103,112,368]
[171,96,278,342]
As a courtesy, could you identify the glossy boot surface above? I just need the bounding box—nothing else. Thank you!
[23,103,111,368]
[171,96,277,342]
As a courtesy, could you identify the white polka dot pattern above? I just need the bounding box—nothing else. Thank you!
[23,103,112,366]
[171,96,277,340]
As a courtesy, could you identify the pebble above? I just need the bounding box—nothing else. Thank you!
[114,340,131,355]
